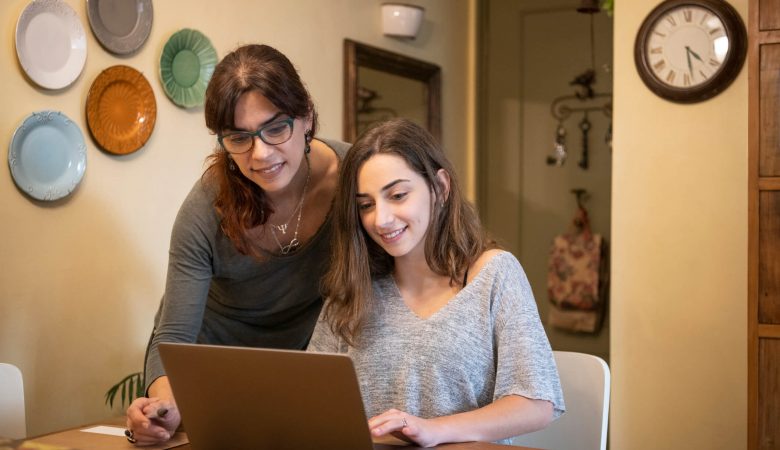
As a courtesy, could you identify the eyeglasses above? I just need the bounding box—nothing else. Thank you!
[217,117,295,154]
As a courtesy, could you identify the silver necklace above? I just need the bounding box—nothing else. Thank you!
[269,163,310,254]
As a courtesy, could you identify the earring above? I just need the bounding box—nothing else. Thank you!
[228,156,236,171]
[304,130,312,154]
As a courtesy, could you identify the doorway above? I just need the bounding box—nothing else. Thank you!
[477,0,613,361]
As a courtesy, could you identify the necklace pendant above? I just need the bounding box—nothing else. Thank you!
[281,238,300,254]
[276,224,288,234]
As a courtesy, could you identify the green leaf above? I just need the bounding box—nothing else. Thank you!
[105,371,145,409]
[104,384,118,408]
[136,374,145,398]
[130,377,135,406]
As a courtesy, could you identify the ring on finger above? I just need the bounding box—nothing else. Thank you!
[402,417,408,428]
[125,429,137,444]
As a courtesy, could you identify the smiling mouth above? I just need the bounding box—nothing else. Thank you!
[380,227,407,241]
[253,162,284,174]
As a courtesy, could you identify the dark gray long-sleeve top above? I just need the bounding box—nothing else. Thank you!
[145,139,348,390]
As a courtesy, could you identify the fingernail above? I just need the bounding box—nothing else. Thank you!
[142,422,149,429]
[157,407,168,417]
[159,431,169,439]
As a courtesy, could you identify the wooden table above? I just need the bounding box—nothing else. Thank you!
[5,418,537,450]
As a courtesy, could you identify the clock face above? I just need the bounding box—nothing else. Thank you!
[634,0,746,103]
[645,6,728,89]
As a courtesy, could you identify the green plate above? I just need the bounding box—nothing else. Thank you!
[159,29,217,108]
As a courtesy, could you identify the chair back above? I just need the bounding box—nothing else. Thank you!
[0,363,26,439]
[511,351,610,450]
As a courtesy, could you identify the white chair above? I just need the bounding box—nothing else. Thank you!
[0,363,26,439]
[512,351,610,450]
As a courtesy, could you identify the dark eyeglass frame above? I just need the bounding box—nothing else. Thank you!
[217,117,295,154]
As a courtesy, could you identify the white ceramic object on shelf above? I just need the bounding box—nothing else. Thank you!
[15,0,87,90]
[381,3,424,39]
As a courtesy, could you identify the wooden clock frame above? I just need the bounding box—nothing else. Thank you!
[634,0,747,103]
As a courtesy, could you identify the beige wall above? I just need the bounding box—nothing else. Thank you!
[0,0,473,435]
[611,1,747,449]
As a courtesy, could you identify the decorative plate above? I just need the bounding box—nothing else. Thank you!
[86,0,153,55]
[8,111,87,201]
[159,29,217,108]
[15,0,87,90]
[86,65,157,155]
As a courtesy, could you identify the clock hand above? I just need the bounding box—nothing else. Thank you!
[685,47,693,77]
[687,46,704,62]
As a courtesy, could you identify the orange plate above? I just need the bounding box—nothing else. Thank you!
[86,65,156,155]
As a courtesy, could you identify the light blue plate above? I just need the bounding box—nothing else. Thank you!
[8,111,87,201]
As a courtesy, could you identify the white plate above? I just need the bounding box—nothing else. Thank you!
[86,0,153,55]
[15,0,88,90]
[8,111,87,201]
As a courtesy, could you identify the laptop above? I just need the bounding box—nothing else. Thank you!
[158,342,389,450]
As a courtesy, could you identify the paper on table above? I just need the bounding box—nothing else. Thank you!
[26,423,188,450]
[79,426,126,437]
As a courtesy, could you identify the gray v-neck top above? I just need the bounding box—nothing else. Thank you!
[309,251,565,442]
[144,139,349,389]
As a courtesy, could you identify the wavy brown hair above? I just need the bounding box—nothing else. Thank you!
[202,44,318,257]
[322,118,494,345]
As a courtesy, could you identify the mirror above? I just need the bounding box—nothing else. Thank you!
[343,39,441,143]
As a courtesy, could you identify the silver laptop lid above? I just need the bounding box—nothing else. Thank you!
[158,343,375,450]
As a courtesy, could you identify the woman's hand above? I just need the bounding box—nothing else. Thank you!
[367,397,554,447]
[368,408,443,448]
[125,396,180,446]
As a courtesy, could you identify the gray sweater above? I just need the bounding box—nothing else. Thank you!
[145,139,349,389]
[309,251,565,443]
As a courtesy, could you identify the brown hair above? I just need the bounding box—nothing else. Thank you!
[322,118,494,345]
[202,44,318,257]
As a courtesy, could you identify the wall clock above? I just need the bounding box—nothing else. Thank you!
[634,0,746,103]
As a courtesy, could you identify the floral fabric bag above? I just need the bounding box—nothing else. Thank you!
[547,207,609,333]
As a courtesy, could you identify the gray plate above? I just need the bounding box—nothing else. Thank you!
[86,0,153,55]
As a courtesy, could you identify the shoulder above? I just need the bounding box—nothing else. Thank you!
[467,249,520,284]
[178,179,216,217]
[310,138,347,182]
[317,137,351,160]
[173,178,220,236]
[185,177,216,203]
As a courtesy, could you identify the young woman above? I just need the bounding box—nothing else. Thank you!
[125,44,348,446]
[309,118,564,447]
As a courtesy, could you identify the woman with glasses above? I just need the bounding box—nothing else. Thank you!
[124,44,349,446]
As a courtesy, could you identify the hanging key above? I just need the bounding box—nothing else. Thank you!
[546,121,567,166]
[578,113,591,170]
